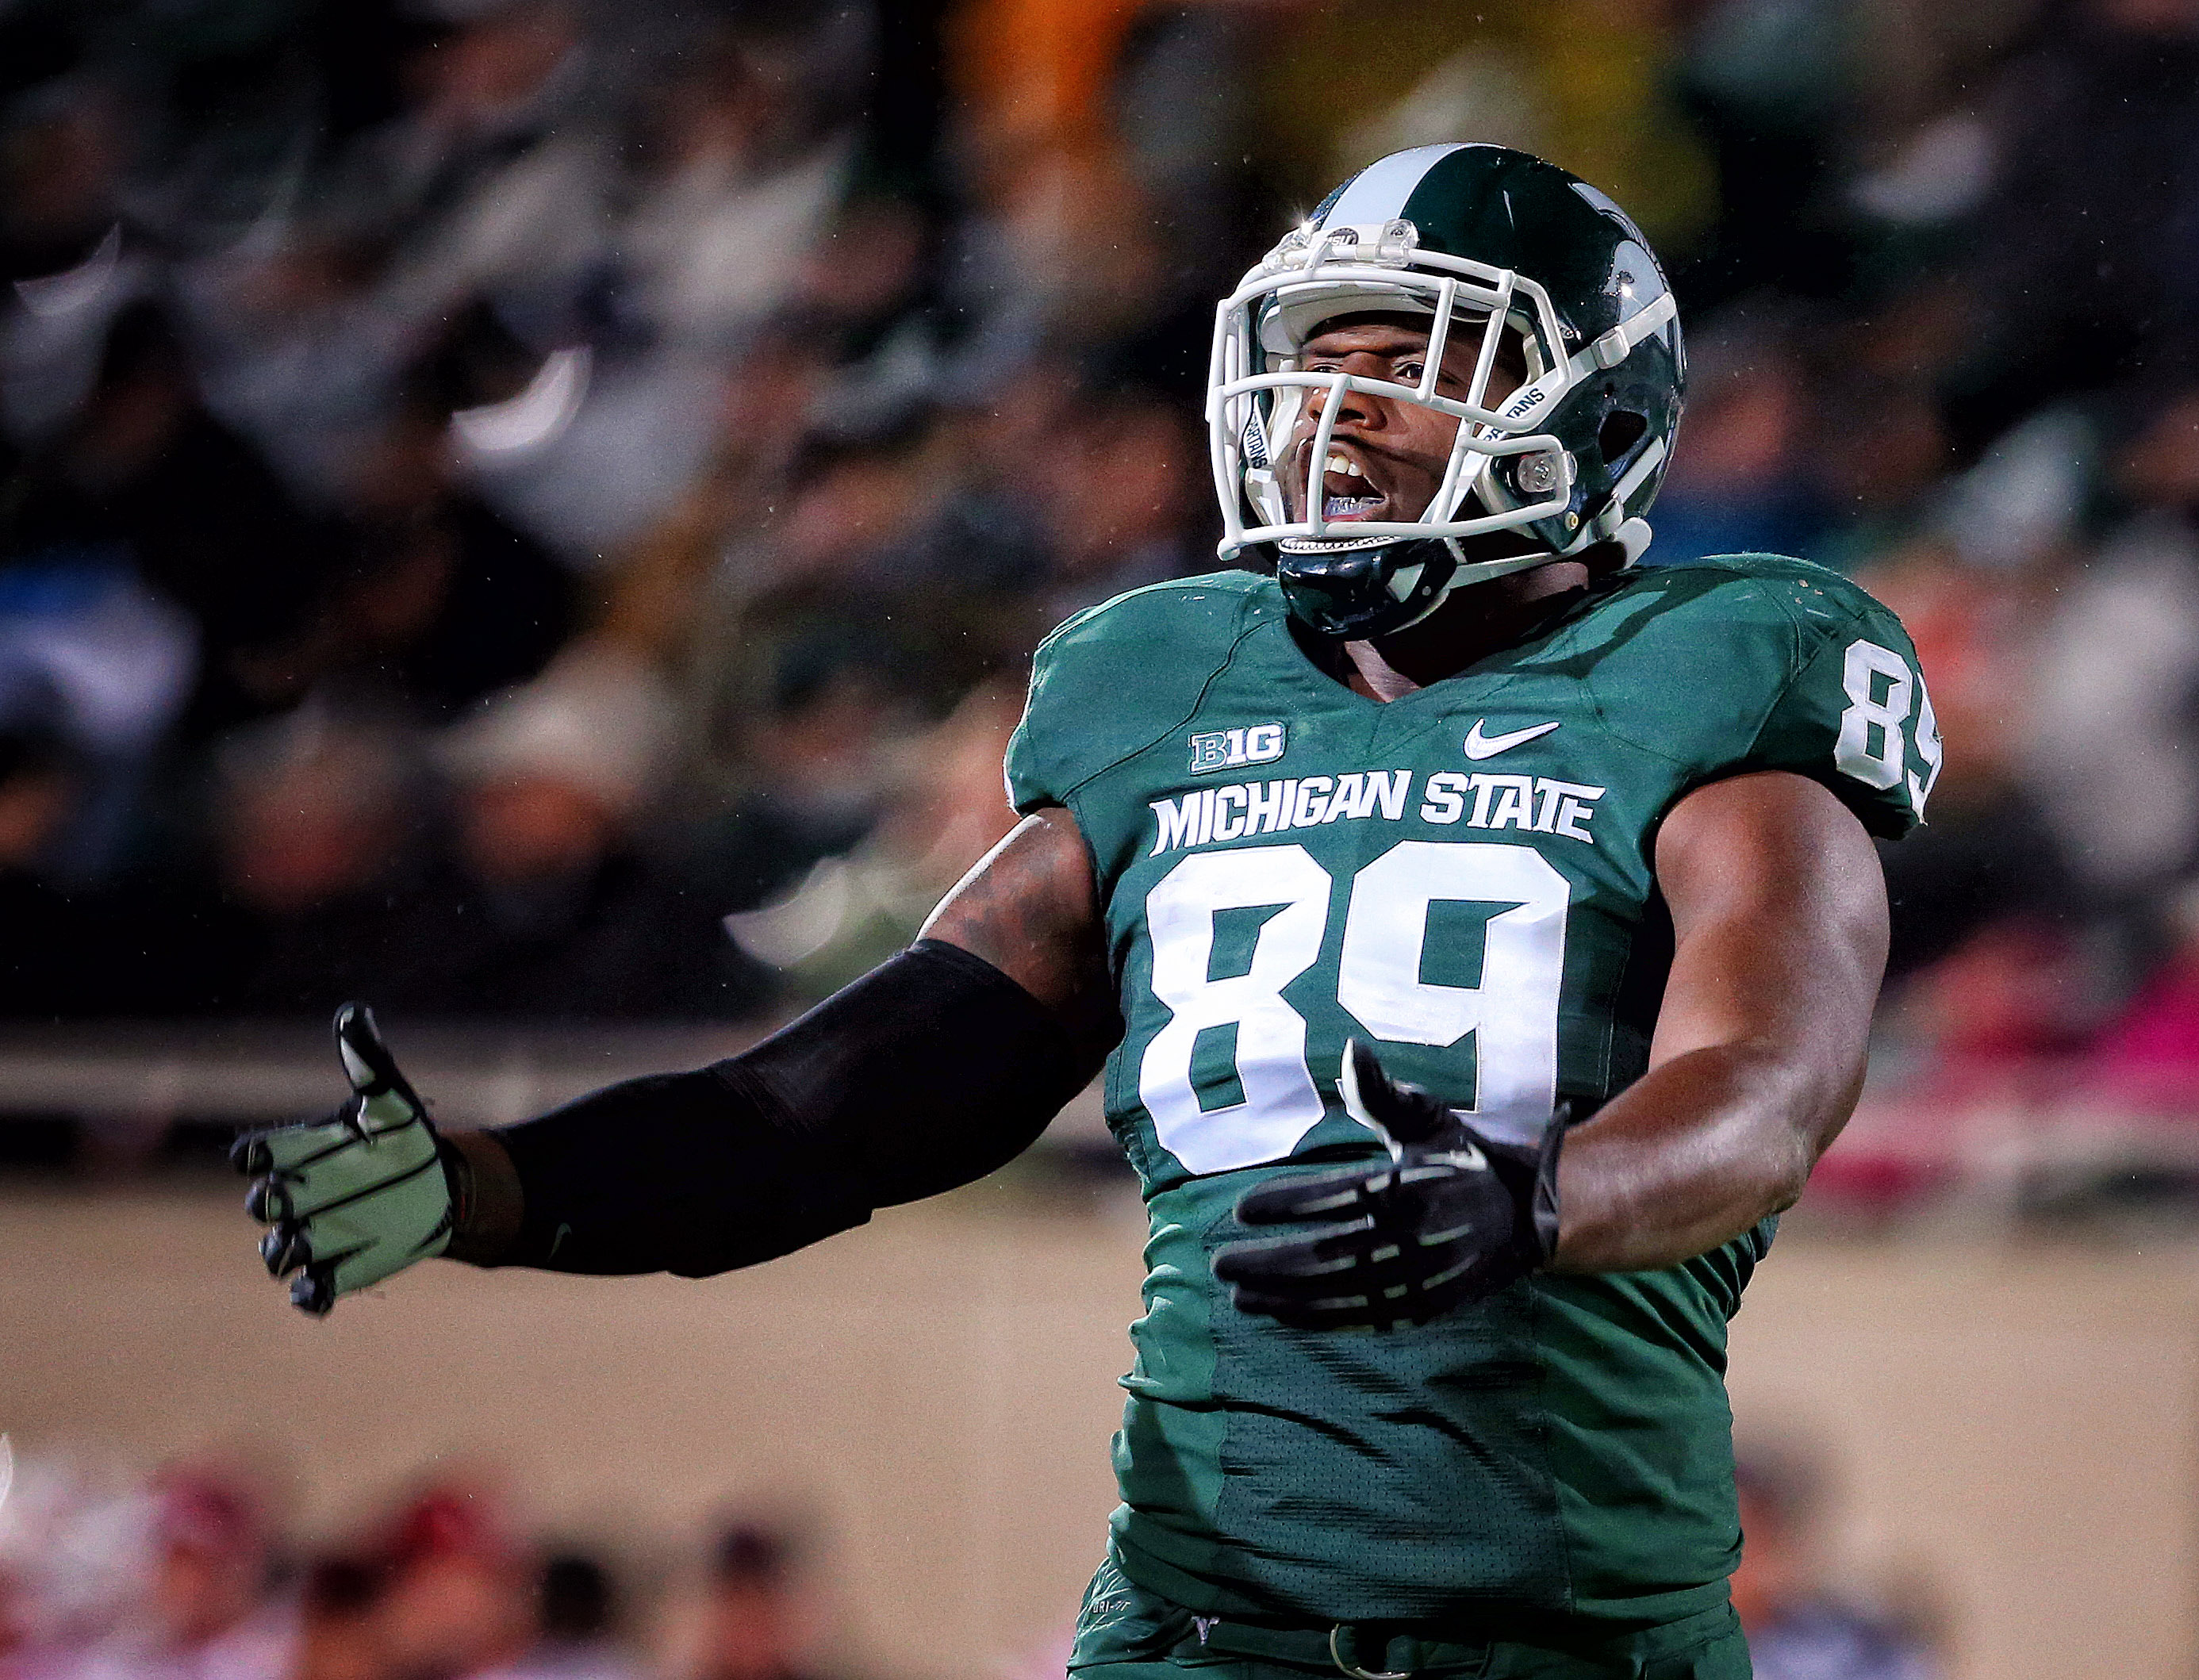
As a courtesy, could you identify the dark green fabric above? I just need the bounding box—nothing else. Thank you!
[1007,558,1929,1629]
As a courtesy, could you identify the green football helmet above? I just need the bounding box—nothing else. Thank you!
[1207,143,1686,639]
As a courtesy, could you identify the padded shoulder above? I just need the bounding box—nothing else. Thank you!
[1004,571,1274,815]
[1569,554,1936,838]
[1610,552,1893,639]
[1661,550,1897,627]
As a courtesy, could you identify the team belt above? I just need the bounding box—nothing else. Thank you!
[1169,1601,1738,1678]
[1176,1618,1483,1678]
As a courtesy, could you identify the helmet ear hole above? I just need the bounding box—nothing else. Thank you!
[1598,409,1647,462]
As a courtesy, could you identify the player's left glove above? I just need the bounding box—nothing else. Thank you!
[232,1003,455,1317]
[1211,1040,1566,1331]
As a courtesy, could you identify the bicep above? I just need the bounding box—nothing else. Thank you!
[921,806,1119,1057]
[1648,772,1889,1148]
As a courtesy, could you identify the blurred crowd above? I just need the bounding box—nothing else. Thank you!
[0,1445,1937,1680]
[0,1455,851,1680]
[2,0,2199,1130]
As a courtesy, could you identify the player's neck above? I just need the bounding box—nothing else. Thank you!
[1337,559,1591,700]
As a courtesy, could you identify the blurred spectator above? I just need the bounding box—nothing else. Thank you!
[0,726,69,861]
[1859,542,2079,980]
[1256,1,1714,257]
[1804,304,1963,577]
[173,228,409,512]
[326,1,604,337]
[372,1485,532,1680]
[0,1456,286,1680]
[1940,0,2199,458]
[486,1555,638,1680]
[2021,396,2199,899]
[1107,5,1264,309]
[725,679,1021,999]
[0,76,144,448]
[1034,378,1200,625]
[735,413,1042,712]
[0,723,258,1019]
[1641,307,1832,568]
[615,24,859,355]
[1,301,321,754]
[691,1523,831,1680]
[212,705,428,1015]
[72,1465,286,1680]
[1733,1450,1939,1680]
[290,1559,385,1680]
[1877,920,2092,1099]
[320,313,578,719]
[1671,0,1863,309]
[447,326,723,575]
[370,644,770,1018]
[2088,901,2199,1103]
[0,726,88,1007]
[0,75,124,291]
[0,1452,155,1680]
[720,634,904,850]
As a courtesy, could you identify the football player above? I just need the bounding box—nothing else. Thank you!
[237,144,1939,1680]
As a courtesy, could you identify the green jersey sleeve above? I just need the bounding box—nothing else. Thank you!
[1004,604,1103,815]
[1749,587,1942,840]
[1004,573,1268,815]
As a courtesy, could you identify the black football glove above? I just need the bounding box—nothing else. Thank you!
[1211,1039,1566,1331]
[232,1003,456,1316]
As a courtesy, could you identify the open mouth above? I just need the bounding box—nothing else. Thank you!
[1313,450,1387,521]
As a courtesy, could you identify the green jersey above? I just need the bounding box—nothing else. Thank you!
[1004,556,1936,1632]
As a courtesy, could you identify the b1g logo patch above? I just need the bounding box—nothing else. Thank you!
[1189,723,1286,774]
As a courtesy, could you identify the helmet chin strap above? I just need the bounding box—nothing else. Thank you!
[1381,545,1558,635]
[1552,504,1652,566]
[1556,439,1667,562]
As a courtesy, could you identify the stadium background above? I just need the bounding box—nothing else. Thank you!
[0,0,2193,1676]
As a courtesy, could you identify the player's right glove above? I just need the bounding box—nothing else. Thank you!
[232,1003,455,1317]
[1211,1039,1565,1331]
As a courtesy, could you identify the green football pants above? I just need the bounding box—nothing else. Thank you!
[1069,1554,1751,1680]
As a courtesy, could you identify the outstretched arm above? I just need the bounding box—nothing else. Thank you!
[1549,769,1889,1273]
[462,807,1114,1268]
[244,808,1112,1310]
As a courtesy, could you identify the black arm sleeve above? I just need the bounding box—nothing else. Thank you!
[490,940,1096,1276]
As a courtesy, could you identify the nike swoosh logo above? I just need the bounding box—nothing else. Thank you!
[1463,718,1562,759]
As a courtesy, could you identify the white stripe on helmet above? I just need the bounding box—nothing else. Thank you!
[1318,143,1468,228]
